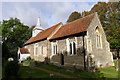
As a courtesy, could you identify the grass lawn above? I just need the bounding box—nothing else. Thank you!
[36,63,104,79]
[18,60,119,79]
[0,66,2,79]
[36,62,119,79]
[99,59,120,78]
[18,65,62,78]
[99,67,118,78]
[18,64,103,79]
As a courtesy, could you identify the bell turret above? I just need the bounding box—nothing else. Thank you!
[32,17,43,37]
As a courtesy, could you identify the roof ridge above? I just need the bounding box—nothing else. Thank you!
[47,23,63,40]
[38,22,62,34]
[24,22,62,45]
[50,13,96,40]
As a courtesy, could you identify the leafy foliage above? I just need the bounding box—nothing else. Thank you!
[3,60,20,79]
[22,56,34,66]
[89,2,120,49]
[0,22,2,36]
[1,18,32,59]
[67,11,82,23]
[67,2,120,49]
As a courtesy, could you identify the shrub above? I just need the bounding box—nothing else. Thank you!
[3,60,20,78]
[22,57,34,66]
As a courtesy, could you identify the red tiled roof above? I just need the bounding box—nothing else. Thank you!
[25,22,62,45]
[50,13,95,40]
[20,48,29,54]
[25,37,35,45]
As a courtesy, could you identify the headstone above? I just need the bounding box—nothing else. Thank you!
[49,74,54,77]
[29,61,36,68]
[44,57,50,64]
[8,57,14,62]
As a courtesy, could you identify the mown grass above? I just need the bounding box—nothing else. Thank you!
[99,59,120,78]
[36,63,104,79]
[18,60,119,79]
[0,66,2,79]
[18,65,62,78]
[99,67,118,78]
[36,61,119,79]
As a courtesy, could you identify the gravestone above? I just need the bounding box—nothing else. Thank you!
[29,61,36,68]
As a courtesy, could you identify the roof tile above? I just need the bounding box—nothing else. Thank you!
[50,13,95,40]
[20,48,29,54]
[25,22,62,45]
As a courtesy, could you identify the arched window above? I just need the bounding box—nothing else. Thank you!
[34,43,38,56]
[56,45,57,54]
[95,27,102,48]
[52,41,58,55]
[70,43,72,54]
[73,42,76,54]
[68,38,76,55]
[53,45,57,54]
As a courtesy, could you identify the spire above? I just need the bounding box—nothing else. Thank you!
[36,17,41,27]
[35,17,43,30]
[32,17,43,37]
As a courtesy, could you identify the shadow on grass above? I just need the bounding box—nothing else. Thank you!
[2,60,20,80]
[35,62,106,79]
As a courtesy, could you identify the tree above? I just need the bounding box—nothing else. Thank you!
[89,2,120,49]
[1,18,31,59]
[67,11,82,23]
[0,21,2,36]
[68,2,120,49]
[82,11,91,17]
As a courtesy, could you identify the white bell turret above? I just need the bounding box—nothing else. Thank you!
[32,17,43,37]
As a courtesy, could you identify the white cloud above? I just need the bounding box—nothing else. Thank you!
[0,2,2,22]
[2,0,108,2]
[45,2,94,26]
[3,3,41,26]
[2,2,50,28]
[2,2,96,29]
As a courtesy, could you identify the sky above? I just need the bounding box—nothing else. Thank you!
[1,0,109,29]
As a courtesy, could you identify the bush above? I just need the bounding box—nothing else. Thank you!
[3,60,20,79]
[22,57,34,66]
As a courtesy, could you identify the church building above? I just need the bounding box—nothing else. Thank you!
[24,13,114,70]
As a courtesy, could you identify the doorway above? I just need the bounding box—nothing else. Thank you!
[60,53,64,65]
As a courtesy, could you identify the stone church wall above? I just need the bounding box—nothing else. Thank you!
[25,40,52,62]
[51,36,85,69]
[35,40,49,61]
[86,14,114,68]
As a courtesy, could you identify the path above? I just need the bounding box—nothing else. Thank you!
[34,67,73,78]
